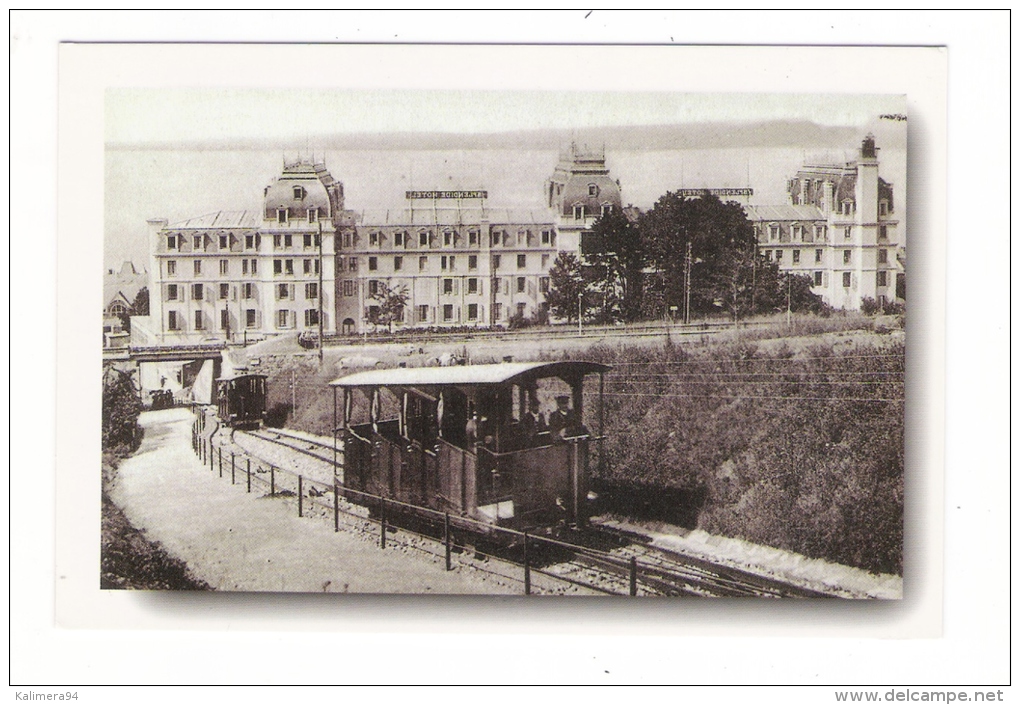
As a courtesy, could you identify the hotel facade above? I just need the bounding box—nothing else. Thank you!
[137,137,900,345]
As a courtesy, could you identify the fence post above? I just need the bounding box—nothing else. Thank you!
[231,452,235,485]
[333,480,339,532]
[629,556,638,597]
[444,512,452,571]
[270,465,275,496]
[380,498,387,549]
[246,458,251,493]
[523,531,531,595]
[298,475,303,517]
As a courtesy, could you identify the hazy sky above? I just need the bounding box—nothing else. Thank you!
[106,89,905,145]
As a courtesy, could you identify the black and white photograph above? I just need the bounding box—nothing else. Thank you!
[100,85,907,598]
[17,18,1009,691]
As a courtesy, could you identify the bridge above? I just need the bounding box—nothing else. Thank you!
[126,342,227,363]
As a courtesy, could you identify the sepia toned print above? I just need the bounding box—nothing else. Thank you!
[102,89,905,597]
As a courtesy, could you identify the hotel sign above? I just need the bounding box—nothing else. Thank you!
[406,190,488,200]
[677,188,754,197]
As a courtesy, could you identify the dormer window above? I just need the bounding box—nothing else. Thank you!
[573,204,586,220]
[768,225,779,242]
[588,183,599,197]
[193,235,203,250]
[278,208,288,224]
[293,186,306,200]
[601,204,613,217]
[167,235,177,250]
[369,232,379,247]
[308,208,317,222]
[879,200,888,216]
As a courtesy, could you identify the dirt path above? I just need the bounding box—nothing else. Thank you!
[110,408,530,594]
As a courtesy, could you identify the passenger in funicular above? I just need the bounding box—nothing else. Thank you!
[520,395,549,448]
[548,394,589,441]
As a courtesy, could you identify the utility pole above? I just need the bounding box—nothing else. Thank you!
[787,273,792,327]
[683,240,693,324]
[577,284,583,336]
[291,367,297,415]
[317,220,324,365]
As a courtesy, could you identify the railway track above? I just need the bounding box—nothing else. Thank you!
[221,422,835,598]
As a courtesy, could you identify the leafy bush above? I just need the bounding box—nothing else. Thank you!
[860,296,882,315]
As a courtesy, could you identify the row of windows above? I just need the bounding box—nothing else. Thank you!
[354,276,551,300]
[167,233,259,252]
[408,302,530,324]
[166,308,320,331]
[272,233,321,249]
[166,258,262,277]
[274,258,321,276]
[765,249,889,265]
[573,204,614,220]
[166,281,319,302]
[275,206,320,224]
[347,253,552,274]
[349,228,557,251]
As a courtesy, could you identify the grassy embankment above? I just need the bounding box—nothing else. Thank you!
[275,312,904,576]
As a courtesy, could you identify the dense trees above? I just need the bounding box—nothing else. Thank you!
[367,282,409,332]
[548,192,825,324]
[546,252,584,323]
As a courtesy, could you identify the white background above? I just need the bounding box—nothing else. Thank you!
[9,9,1011,696]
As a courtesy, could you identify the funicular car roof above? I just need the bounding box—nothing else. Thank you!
[329,361,609,390]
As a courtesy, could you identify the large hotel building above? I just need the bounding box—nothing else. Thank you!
[138,137,901,345]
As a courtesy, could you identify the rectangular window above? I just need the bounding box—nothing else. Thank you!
[843,250,852,264]
[193,260,201,276]
[220,309,230,330]
[193,235,202,250]
[192,283,203,300]
[878,249,888,264]
[303,234,312,248]
[443,278,454,295]
[245,234,255,250]
[243,283,254,299]
[219,283,229,300]
[394,231,404,247]
[305,282,318,299]
[394,256,403,271]
[243,259,249,275]
[342,232,352,249]
[369,256,378,271]
[843,272,852,288]
[305,309,319,326]
[251,259,257,275]
[284,235,292,248]
[769,225,779,242]
[792,250,800,264]
[343,280,354,297]
[419,231,429,247]
[167,284,178,301]
[308,209,317,223]
[274,259,282,275]
[274,234,282,249]
[168,311,179,330]
[194,310,204,330]
[167,235,177,250]
[493,303,502,320]
[167,260,177,276]
[419,256,428,271]
[765,250,772,261]
[844,226,852,240]
[219,235,228,250]
[468,230,478,246]
[540,276,550,293]
[418,305,429,323]
[517,277,526,293]
[285,259,294,275]
[467,303,478,320]
[441,256,448,271]
[369,280,380,297]
[574,205,585,220]
[517,254,526,269]
[278,209,288,224]
[443,231,453,247]
[517,302,526,317]
[468,278,478,294]
[443,304,454,322]
[492,254,501,270]
[219,259,229,275]
[541,254,549,268]
[369,232,379,246]
[277,283,290,300]
[303,259,312,275]
[879,225,888,240]
[278,310,290,329]
[449,256,456,271]
[814,271,823,286]
[246,309,256,328]
[815,249,823,263]
[602,204,612,217]
[877,271,888,287]
[349,257,358,271]
[775,250,783,261]
[468,255,477,270]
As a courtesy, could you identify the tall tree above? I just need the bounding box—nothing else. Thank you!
[546,252,584,323]
[640,193,759,319]
[582,209,644,322]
